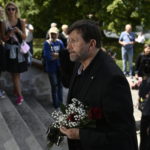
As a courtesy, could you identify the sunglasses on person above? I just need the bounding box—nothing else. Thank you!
[7,8,16,11]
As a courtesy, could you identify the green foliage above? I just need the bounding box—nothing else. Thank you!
[33,48,42,60]
[33,0,150,33]
[33,38,44,59]
[1,0,149,38]
[145,39,150,44]
[116,59,122,70]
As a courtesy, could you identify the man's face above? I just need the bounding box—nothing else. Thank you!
[67,30,90,62]
[125,25,132,32]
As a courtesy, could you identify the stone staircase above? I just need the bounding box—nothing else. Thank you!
[0,93,69,150]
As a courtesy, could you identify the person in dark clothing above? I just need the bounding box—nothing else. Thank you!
[60,19,138,150]
[138,45,150,150]
[58,24,68,48]
[59,49,75,88]
[135,44,150,78]
[58,24,75,88]
[135,44,150,110]
[140,93,150,150]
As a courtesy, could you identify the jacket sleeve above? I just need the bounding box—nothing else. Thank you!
[43,41,53,61]
[79,75,137,149]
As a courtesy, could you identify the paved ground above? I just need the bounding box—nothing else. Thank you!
[126,77,142,147]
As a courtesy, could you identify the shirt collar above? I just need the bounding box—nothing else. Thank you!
[77,64,84,75]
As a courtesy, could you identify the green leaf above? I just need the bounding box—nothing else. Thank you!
[60,104,66,114]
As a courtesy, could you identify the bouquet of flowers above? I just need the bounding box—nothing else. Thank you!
[47,98,103,148]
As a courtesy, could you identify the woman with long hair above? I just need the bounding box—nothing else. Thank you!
[3,2,27,104]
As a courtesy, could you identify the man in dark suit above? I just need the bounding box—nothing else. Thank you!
[60,20,138,150]
[58,24,68,48]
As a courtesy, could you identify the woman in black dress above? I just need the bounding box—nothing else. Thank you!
[3,2,27,104]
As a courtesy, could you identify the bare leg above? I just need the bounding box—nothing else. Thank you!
[11,73,22,97]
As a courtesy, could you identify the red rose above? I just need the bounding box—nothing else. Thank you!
[67,113,76,122]
[88,107,103,120]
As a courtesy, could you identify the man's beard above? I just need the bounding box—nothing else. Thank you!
[69,51,88,62]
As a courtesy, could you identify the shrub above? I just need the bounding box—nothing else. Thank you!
[33,38,44,60]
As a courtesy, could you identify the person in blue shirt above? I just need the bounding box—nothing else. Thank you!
[43,27,64,109]
[119,24,135,77]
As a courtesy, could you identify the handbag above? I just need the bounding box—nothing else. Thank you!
[20,41,30,54]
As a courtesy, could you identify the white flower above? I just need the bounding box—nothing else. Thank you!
[50,98,88,128]
[58,116,64,122]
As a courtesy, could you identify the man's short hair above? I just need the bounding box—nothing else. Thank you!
[61,24,68,30]
[67,19,101,48]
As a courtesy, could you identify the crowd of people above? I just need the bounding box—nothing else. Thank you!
[0,2,150,150]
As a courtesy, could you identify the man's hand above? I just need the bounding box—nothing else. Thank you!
[121,41,128,46]
[128,41,134,45]
[60,127,80,139]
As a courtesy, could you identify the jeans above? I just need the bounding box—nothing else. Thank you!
[121,47,133,76]
[48,70,63,108]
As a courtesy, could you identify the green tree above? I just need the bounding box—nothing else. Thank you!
[74,0,150,32]
[1,0,150,37]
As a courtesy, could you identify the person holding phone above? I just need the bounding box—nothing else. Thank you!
[3,2,27,104]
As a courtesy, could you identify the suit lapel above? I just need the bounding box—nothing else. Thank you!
[67,63,80,103]
[80,51,103,102]
[67,50,105,103]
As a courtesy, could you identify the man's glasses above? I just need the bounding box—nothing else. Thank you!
[7,8,16,11]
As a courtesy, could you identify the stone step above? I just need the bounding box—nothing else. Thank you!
[35,87,68,115]
[0,112,20,150]
[8,95,48,150]
[24,96,69,150]
[36,97,55,115]
[24,95,53,128]
[0,96,43,150]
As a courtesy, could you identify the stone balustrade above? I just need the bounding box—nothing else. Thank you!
[0,58,52,101]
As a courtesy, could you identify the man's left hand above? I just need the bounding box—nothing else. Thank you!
[60,127,80,139]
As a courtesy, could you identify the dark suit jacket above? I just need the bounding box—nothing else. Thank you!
[59,32,67,48]
[59,49,75,88]
[67,50,138,150]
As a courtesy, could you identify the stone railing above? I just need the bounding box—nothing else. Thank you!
[0,58,52,100]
